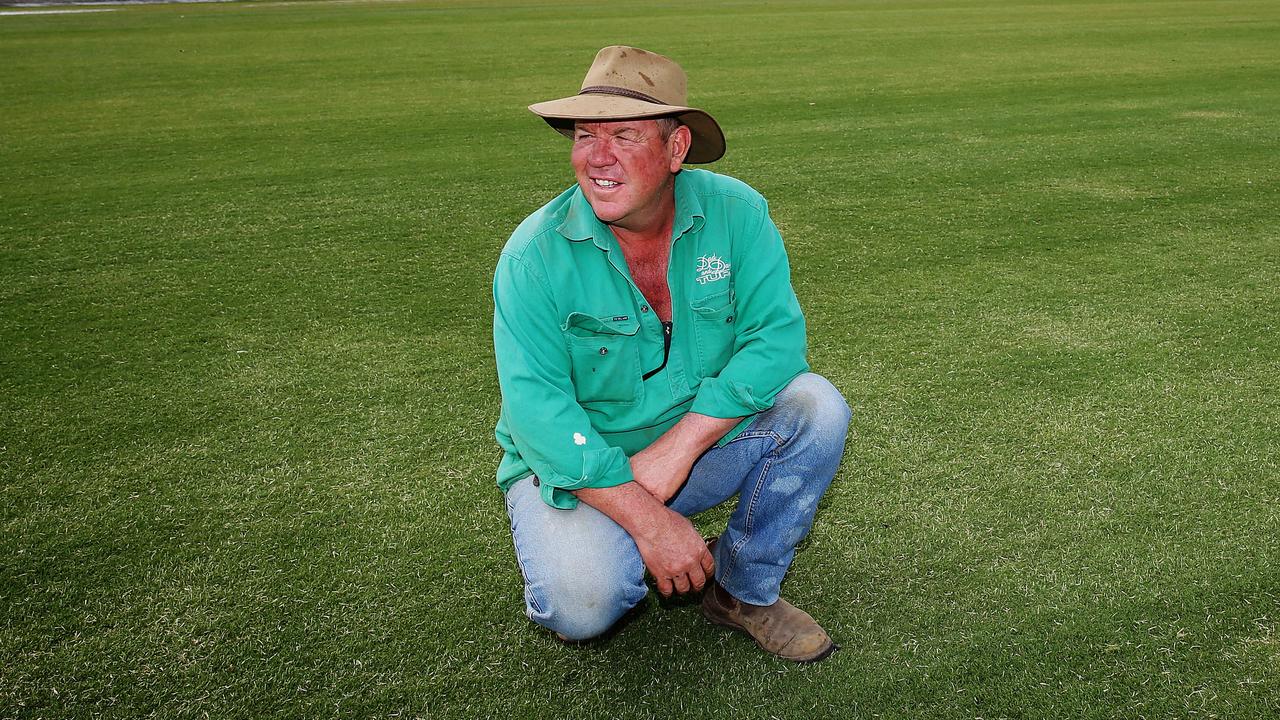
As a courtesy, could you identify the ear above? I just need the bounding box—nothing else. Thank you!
[668,124,693,172]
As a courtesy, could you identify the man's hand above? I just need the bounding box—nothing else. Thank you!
[632,510,716,597]
[575,483,715,597]
[629,413,742,503]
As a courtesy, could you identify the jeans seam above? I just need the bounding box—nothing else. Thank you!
[505,487,545,616]
[726,429,779,445]
[723,433,783,586]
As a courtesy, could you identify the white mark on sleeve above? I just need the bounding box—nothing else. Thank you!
[573,432,587,446]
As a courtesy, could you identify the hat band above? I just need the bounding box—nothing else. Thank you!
[579,85,666,105]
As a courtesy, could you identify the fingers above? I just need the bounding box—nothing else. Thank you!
[658,570,710,596]
[690,568,708,592]
[655,571,675,594]
[641,520,717,596]
[672,573,692,595]
[679,560,715,594]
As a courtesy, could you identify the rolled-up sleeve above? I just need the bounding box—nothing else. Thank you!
[690,201,808,420]
[493,253,634,509]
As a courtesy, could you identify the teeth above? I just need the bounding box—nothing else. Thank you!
[593,179,619,188]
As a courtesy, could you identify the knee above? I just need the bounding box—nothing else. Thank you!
[779,373,852,435]
[530,577,645,641]
[507,489,648,642]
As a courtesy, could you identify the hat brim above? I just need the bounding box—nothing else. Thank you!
[529,94,725,164]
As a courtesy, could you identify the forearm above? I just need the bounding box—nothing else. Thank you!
[574,482,675,545]
[574,412,739,531]
[627,412,742,503]
[647,412,742,461]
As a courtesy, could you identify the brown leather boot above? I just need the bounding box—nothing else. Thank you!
[701,580,838,662]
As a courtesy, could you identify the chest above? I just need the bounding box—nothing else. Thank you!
[622,249,673,321]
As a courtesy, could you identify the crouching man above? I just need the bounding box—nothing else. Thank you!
[492,46,851,662]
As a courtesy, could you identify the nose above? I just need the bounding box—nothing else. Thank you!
[586,137,617,167]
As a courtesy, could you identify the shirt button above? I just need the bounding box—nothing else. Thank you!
[599,347,608,355]
[726,315,734,323]
[641,305,650,313]
[532,477,540,487]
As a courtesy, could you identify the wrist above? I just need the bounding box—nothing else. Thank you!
[575,482,675,543]
[629,500,683,544]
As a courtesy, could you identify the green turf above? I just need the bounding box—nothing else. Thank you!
[2,0,1277,717]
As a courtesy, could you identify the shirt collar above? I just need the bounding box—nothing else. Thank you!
[558,185,600,243]
[672,170,706,239]
[556,170,706,247]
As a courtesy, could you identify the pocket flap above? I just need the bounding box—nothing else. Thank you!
[691,288,735,317]
[562,312,640,337]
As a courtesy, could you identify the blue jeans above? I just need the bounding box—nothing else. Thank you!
[504,372,852,641]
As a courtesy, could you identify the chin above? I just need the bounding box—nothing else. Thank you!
[586,200,628,224]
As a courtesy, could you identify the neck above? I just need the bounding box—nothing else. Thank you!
[611,215,673,254]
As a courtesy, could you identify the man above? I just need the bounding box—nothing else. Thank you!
[492,46,851,662]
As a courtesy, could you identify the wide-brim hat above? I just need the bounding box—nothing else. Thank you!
[528,45,726,164]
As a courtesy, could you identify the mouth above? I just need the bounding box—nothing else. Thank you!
[591,178,622,189]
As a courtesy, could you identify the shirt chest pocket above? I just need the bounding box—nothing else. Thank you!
[562,313,642,405]
[691,287,736,376]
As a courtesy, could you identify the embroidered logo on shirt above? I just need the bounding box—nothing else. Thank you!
[695,255,731,285]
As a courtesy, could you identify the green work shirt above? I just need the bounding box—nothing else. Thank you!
[493,168,808,509]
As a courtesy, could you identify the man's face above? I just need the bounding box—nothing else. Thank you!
[571,119,689,233]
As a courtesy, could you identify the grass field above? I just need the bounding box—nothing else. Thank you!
[2,0,1278,717]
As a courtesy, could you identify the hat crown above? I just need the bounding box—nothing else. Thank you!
[579,46,687,107]
[528,45,725,163]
